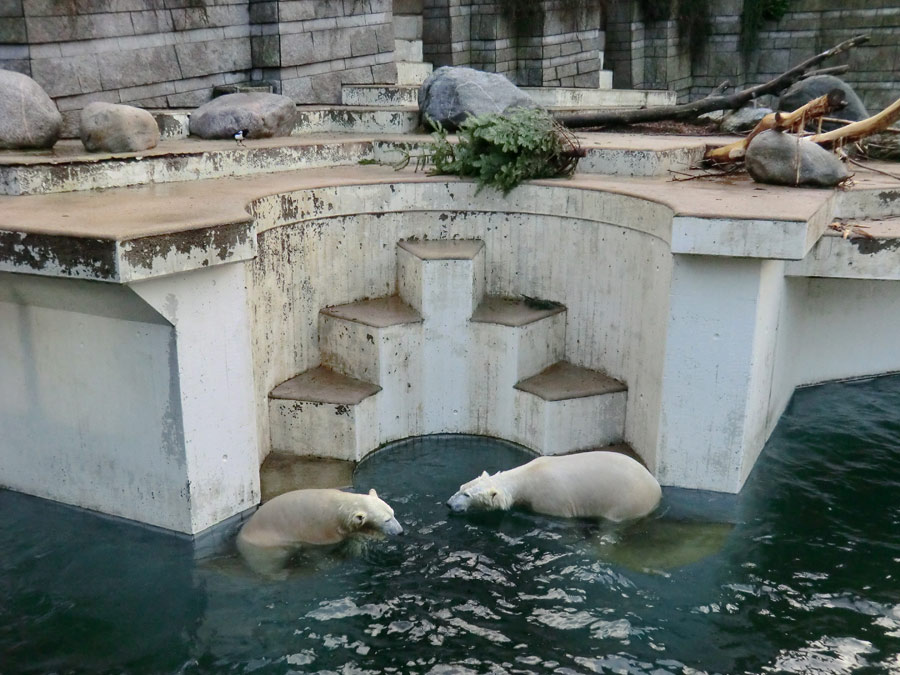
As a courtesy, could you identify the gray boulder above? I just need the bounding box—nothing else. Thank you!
[189,92,297,140]
[745,129,849,188]
[80,102,160,153]
[778,75,868,129]
[0,69,62,150]
[721,105,773,134]
[418,66,536,130]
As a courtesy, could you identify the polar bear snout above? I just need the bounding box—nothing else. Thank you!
[446,492,470,512]
[381,517,404,535]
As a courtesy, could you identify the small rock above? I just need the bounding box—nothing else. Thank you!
[721,106,773,134]
[778,75,868,129]
[80,102,160,153]
[0,69,62,150]
[418,66,536,130]
[745,129,849,188]
[189,92,297,140]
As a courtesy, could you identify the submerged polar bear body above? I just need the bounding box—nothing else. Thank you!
[237,488,402,575]
[447,451,661,522]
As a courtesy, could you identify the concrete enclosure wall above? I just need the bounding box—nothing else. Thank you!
[606,0,900,111]
[248,182,674,470]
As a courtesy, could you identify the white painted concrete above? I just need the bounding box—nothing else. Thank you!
[131,263,260,533]
[0,273,190,531]
[269,396,379,461]
[514,388,627,455]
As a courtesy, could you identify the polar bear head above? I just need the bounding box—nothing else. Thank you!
[446,471,514,513]
[346,489,404,536]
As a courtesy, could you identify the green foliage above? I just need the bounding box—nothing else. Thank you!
[413,108,583,195]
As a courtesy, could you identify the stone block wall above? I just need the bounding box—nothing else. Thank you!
[1,0,253,135]
[422,0,603,87]
[606,0,900,111]
[250,0,396,103]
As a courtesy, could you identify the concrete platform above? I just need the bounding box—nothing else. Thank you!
[4,124,900,533]
[515,361,626,401]
[259,453,354,501]
[321,296,422,328]
[270,366,381,405]
[471,296,566,327]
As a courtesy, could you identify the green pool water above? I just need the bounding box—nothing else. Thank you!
[2,375,899,674]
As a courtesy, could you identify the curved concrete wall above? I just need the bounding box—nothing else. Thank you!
[248,181,675,468]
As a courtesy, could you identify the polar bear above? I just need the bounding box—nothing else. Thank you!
[236,488,403,576]
[446,451,661,522]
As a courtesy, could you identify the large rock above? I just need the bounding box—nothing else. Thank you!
[189,92,297,140]
[778,75,868,129]
[80,102,160,153]
[745,129,849,188]
[721,105,773,134]
[0,69,62,150]
[418,66,536,130]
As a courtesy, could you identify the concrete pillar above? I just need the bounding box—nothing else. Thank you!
[655,256,784,493]
[130,263,260,534]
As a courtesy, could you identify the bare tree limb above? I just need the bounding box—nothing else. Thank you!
[555,34,869,129]
[800,64,851,80]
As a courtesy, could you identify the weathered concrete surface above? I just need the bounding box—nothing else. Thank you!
[259,453,354,502]
[3,143,900,536]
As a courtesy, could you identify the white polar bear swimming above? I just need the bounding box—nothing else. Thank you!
[236,488,402,576]
[447,451,661,522]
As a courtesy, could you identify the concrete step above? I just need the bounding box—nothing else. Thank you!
[469,296,568,438]
[320,296,423,383]
[319,296,424,443]
[396,61,434,86]
[342,84,420,107]
[396,239,485,433]
[268,365,380,461]
[522,86,674,109]
[294,106,419,135]
[341,84,673,110]
[513,361,627,455]
[397,239,486,320]
[259,452,354,501]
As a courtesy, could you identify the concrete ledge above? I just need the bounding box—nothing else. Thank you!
[270,365,381,404]
[515,361,626,401]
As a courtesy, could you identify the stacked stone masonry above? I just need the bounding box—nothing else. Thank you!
[606,0,900,111]
[422,0,604,87]
[0,0,397,133]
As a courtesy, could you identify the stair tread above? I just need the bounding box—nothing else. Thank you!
[270,366,381,404]
[515,361,625,401]
[471,295,565,327]
[321,295,422,327]
[397,238,484,260]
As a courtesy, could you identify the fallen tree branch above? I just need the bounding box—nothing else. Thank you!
[706,90,847,163]
[555,34,869,129]
[800,64,851,80]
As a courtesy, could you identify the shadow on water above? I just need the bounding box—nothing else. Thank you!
[2,376,900,674]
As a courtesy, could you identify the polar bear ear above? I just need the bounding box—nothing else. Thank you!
[368,488,378,498]
[488,487,499,504]
[480,471,489,478]
[352,511,367,526]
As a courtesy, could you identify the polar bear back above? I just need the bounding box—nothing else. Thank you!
[504,452,661,521]
[238,489,362,549]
